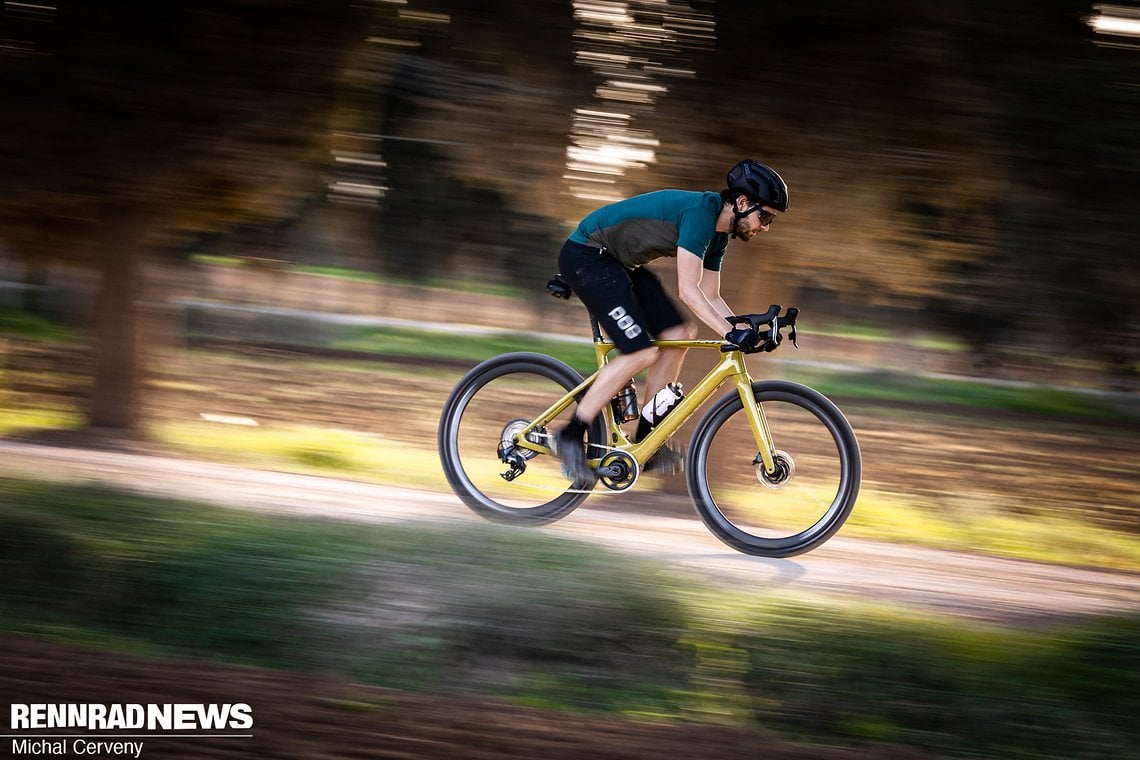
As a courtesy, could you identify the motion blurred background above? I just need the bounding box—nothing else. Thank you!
[0,0,1137,432]
[1,3,1139,759]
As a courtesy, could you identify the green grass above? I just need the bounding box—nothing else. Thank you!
[155,420,449,490]
[183,310,601,373]
[843,489,1140,571]
[0,478,688,694]
[0,478,1135,759]
[813,323,968,351]
[793,367,1134,420]
[0,479,371,665]
[0,307,75,341]
[0,404,84,436]
[723,596,1139,758]
[298,265,527,298]
[187,257,526,298]
[331,326,1133,421]
[331,325,599,373]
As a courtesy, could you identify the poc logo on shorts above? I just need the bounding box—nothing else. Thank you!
[608,306,643,340]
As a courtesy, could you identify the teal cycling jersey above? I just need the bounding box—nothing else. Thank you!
[569,190,729,271]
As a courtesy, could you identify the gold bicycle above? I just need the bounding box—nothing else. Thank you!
[438,277,861,557]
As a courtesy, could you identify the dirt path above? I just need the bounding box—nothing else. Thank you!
[2,439,1137,627]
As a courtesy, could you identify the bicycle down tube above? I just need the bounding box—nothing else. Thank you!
[513,338,781,475]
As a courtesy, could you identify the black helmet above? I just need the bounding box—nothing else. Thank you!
[726,159,789,212]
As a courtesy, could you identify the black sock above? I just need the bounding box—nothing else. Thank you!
[634,416,653,443]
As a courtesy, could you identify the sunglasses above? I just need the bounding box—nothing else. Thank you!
[741,203,777,225]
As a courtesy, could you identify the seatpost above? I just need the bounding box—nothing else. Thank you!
[590,315,603,342]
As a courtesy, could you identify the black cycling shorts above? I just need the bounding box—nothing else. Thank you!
[558,239,685,354]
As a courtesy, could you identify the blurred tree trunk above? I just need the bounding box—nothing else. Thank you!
[89,221,147,431]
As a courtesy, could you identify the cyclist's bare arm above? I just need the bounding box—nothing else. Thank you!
[697,264,735,324]
[676,247,734,336]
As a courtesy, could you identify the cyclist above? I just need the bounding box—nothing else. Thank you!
[555,159,789,484]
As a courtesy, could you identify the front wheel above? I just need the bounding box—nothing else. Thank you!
[687,381,861,557]
[438,352,605,524]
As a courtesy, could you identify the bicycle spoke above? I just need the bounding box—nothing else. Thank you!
[688,381,860,556]
[454,372,575,507]
[707,403,841,536]
[439,353,602,523]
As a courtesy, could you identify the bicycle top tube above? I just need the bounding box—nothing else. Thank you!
[592,338,736,355]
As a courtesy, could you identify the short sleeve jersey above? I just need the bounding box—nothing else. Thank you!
[569,190,729,271]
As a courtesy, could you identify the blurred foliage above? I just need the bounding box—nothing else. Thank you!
[0,307,74,342]
[0,0,369,428]
[0,478,691,700]
[0,0,1137,431]
[0,0,365,255]
[324,0,1139,372]
[1,478,1136,758]
[734,602,1139,758]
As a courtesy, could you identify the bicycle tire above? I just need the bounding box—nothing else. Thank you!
[687,380,861,557]
[438,352,605,524]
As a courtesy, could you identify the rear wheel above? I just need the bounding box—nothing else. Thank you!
[438,352,605,524]
[687,381,861,557]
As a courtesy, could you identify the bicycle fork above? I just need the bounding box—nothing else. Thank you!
[640,349,779,478]
[733,372,779,475]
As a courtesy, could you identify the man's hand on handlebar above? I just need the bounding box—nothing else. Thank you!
[724,326,761,352]
[721,305,800,354]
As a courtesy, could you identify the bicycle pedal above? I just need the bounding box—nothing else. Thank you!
[644,445,685,475]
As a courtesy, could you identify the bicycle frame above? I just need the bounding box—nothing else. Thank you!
[513,337,780,475]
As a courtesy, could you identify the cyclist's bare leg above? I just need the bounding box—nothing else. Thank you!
[643,321,696,401]
[556,345,658,482]
[638,322,695,470]
[573,346,659,422]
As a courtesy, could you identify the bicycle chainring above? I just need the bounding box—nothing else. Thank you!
[598,450,639,491]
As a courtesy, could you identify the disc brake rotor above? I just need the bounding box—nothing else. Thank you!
[755,449,795,489]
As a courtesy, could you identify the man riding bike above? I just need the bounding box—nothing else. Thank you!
[554,158,790,485]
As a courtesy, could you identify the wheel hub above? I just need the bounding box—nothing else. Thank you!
[499,419,542,461]
[754,449,795,488]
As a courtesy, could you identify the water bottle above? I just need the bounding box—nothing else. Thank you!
[642,382,684,426]
[611,380,640,423]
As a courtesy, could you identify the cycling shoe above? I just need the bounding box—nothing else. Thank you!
[554,426,596,486]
